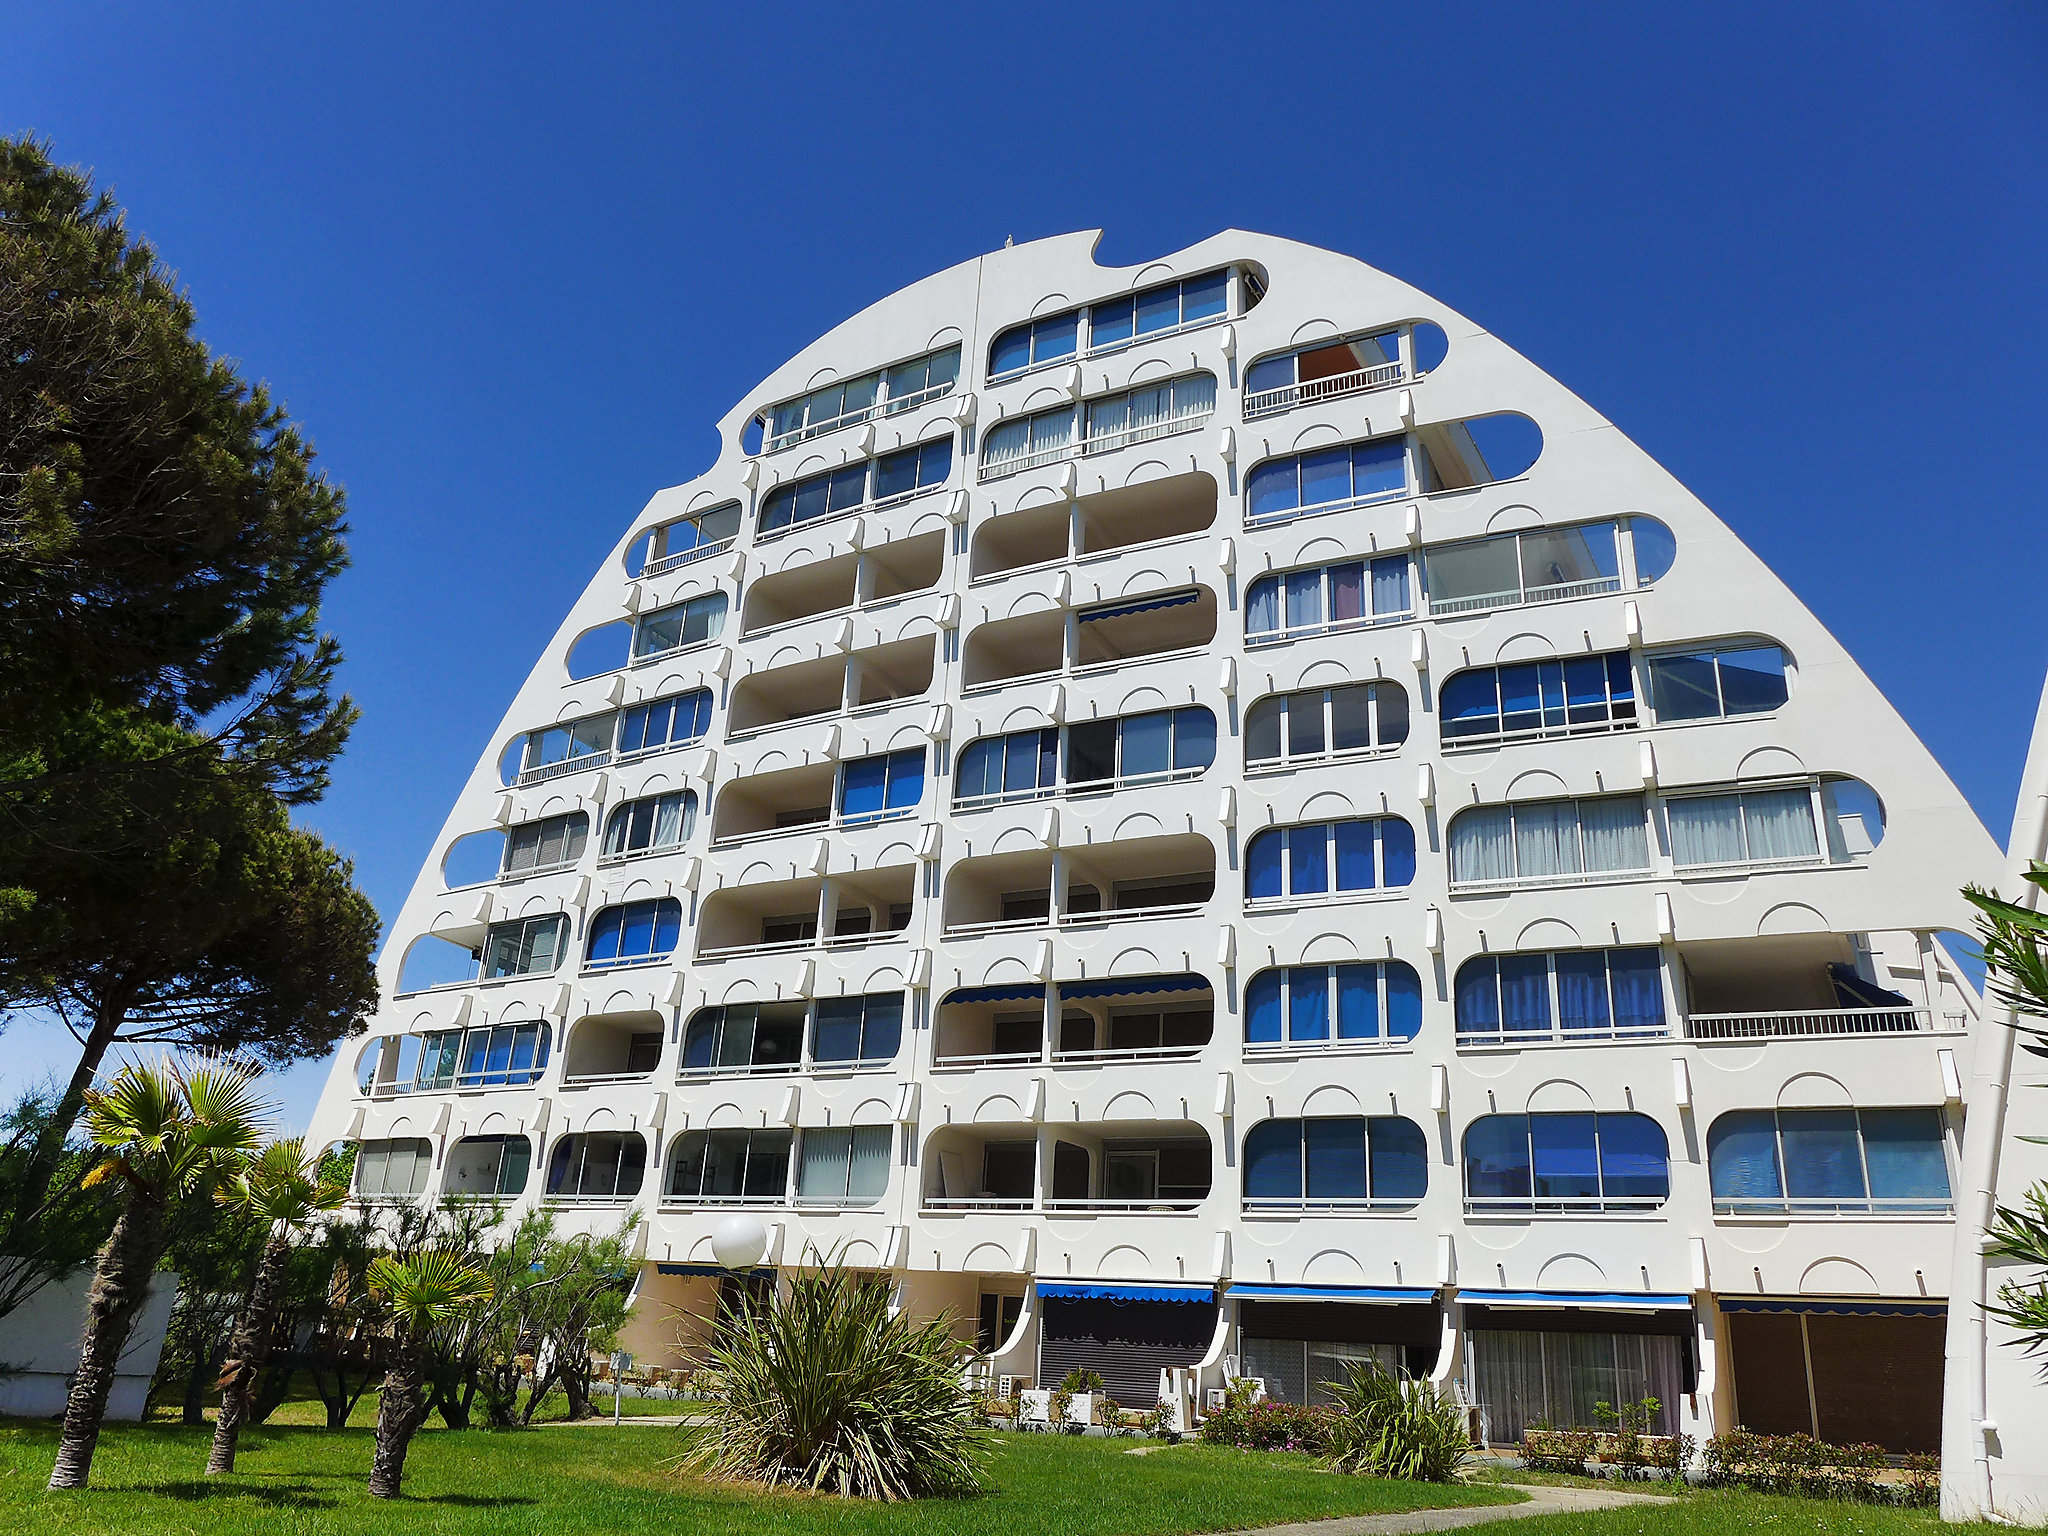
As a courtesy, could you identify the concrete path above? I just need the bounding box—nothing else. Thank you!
[1205,1483,1675,1536]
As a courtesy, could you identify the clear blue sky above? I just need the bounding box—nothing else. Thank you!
[5,2,2045,1130]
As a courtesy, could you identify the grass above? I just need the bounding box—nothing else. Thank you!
[151,1377,699,1427]
[1511,1488,1997,1534]
[0,1419,1516,1535]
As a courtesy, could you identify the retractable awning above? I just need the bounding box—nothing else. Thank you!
[1079,589,1199,623]
[1036,1280,1216,1304]
[1058,973,1210,1001]
[1457,1290,1692,1313]
[940,983,1048,1005]
[1227,1283,1436,1305]
[654,1263,775,1279]
[1717,1297,1946,1318]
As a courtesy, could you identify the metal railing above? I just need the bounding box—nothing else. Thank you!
[1243,484,1408,530]
[1242,1196,1424,1213]
[1713,1196,1955,1217]
[1457,1023,1672,1047]
[1464,1196,1667,1215]
[559,1069,657,1087]
[518,750,611,787]
[763,380,955,454]
[641,537,734,580]
[1052,1042,1209,1064]
[931,1050,1041,1071]
[1060,898,1209,928]
[978,404,1212,483]
[922,1196,1035,1212]
[1243,360,1407,419]
[1686,1006,1939,1040]
[1428,576,1623,618]
[1245,610,1413,648]
[1042,1196,1207,1214]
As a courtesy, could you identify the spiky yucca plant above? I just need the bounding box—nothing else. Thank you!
[1324,1360,1471,1482]
[688,1267,988,1499]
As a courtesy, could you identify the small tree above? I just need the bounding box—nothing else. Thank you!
[517,1215,637,1423]
[1972,864,2048,1343]
[206,1137,348,1472]
[363,1251,493,1498]
[46,1054,268,1491]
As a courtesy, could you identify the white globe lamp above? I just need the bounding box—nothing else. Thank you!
[710,1211,769,1270]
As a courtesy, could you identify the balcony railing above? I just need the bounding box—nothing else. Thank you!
[1244,484,1407,531]
[931,1050,1041,1071]
[1042,1196,1206,1214]
[518,750,611,787]
[764,380,955,454]
[674,1061,802,1081]
[559,1069,656,1087]
[1464,1196,1666,1215]
[1713,1195,1955,1217]
[1427,576,1622,618]
[1457,1022,1672,1048]
[1242,1196,1424,1214]
[1052,1042,1206,1064]
[1684,1006,1952,1041]
[641,537,735,580]
[922,1195,1035,1212]
[978,402,1212,483]
[1243,360,1407,420]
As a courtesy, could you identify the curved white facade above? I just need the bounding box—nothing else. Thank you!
[310,230,2000,1446]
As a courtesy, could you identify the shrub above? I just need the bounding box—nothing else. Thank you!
[1197,1385,1337,1454]
[1058,1367,1106,1393]
[1324,1361,1471,1483]
[1522,1424,1596,1473]
[687,1267,989,1499]
[1698,1429,1934,1505]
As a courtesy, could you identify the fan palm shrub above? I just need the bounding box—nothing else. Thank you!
[205,1136,348,1472]
[46,1053,269,1490]
[363,1250,494,1497]
[689,1266,988,1499]
[1324,1360,1471,1482]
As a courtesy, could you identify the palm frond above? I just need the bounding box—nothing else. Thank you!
[367,1250,496,1334]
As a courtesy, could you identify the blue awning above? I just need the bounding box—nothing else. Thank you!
[1458,1290,1693,1313]
[1717,1297,1946,1318]
[1037,1280,1215,1305]
[1228,1283,1436,1306]
[1059,972,1210,1001]
[941,983,1048,1005]
[655,1263,775,1279]
[1080,589,1200,623]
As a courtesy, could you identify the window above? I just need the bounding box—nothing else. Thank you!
[1245,682,1409,767]
[957,726,1060,804]
[1246,557,1412,643]
[449,1021,551,1087]
[509,713,613,783]
[796,1125,892,1205]
[1088,271,1228,350]
[1242,322,1448,418]
[1455,949,1666,1043]
[811,992,905,1066]
[482,915,568,979]
[1463,1113,1670,1210]
[838,748,925,825]
[1245,963,1423,1047]
[989,313,1079,377]
[585,898,683,969]
[1427,523,1623,616]
[629,502,741,577]
[759,436,953,533]
[354,1138,431,1198]
[503,812,588,876]
[1647,645,1789,722]
[545,1132,646,1199]
[1667,787,1820,870]
[1707,1108,1950,1215]
[1094,1140,1210,1205]
[445,1135,530,1196]
[764,345,960,450]
[954,708,1217,805]
[980,404,1076,476]
[978,1292,1025,1353]
[1243,1117,1428,1209]
[882,346,962,415]
[681,1003,806,1073]
[602,791,696,860]
[1081,374,1215,455]
[1246,818,1417,902]
[665,1128,793,1204]
[617,689,712,756]
[1441,653,1637,744]
[872,437,953,503]
[1246,438,1409,523]
[633,591,727,658]
[1447,795,1650,889]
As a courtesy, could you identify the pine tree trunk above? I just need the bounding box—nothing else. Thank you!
[207,1230,290,1474]
[367,1338,426,1499]
[4,994,128,1254]
[46,1187,165,1491]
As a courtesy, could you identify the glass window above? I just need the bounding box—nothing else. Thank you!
[873,436,953,501]
[354,1138,432,1197]
[1426,522,1626,616]
[1448,795,1649,887]
[666,1128,792,1203]
[1648,644,1789,722]
[1708,1107,1950,1213]
[1463,1113,1670,1208]
[1243,1117,1427,1207]
[633,592,727,657]
[617,689,712,755]
[602,791,695,858]
[796,1125,893,1205]
[585,898,683,968]
[482,914,567,979]
[1667,787,1820,869]
[840,747,925,823]
[1441,652,1636,742]
[1245,683,1407,766]
[545,1132,646,1199]
[811,992,904,1066]
[1454,949,1667,1042]
[1245,962,1423,1047]
[503,812,589,875]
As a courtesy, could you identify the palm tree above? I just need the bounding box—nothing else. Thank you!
[364,1250,494,1499]
[46,1054,268,1491]
[205,1137,348,1473]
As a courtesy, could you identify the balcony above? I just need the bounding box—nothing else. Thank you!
[710,761,835,845]
[1241,323,1445,421]
[932,973,1214,1068]
[970,472,1217,582]
[923,1126,1039,1212]
[740,530,945,635]
[727,635,935,736]
[961,586,1217,691]
[559,1010,665,1085]
[677,1000,807,1077]
[1676,933,1960,1041]
[695,866,916,960]
[941,833,1215,936]
[1044,1126,1212,1214]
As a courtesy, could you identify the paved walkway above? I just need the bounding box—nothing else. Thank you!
[1205,1483,1675,1536]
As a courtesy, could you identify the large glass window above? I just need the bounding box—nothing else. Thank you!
[957,726,1060,804]
[1242,324,1448,418]
[354,1138,432,1198]
[1246,557,1412,642]
[796,1125,893,1206]
[759,436,952,531]
[1245,682,1408,767]
[1427,523,1623,615]
[1647,644,1789,722]
[1447,795,1650,889]
[989,313,1080,377]
[1246,818,1417,902]
[585,898,683,969]
[503,811,589,876]
[1707,1108,1951,1214]
[1463,1113,1670,1210]
[1245,962,1423,1046]
[765,344,959,450]
[602,791,695,860]
[1666,787,1820,870]
[633,592,727,657]
[513,713,613,781]
[1455,949,1666,1043]
[681,1003,806,1074]
[545,1132,646,1199]
[1246,438,1410,523]
[445,1134,531,1197]
[811,992,905,1067]
[980,405,1076,476]
[954,708,1216,806]
[1082,374,1216,452]
[838,748,925,825]
[872,437,953,503]
[630,502,741,577]
[1243,1117,1429,1208]
[482,914,568,979]
[617,689,713,756]
[665,1128,793,1204]
[450,1021,551,1088]
[1440,653,1637,744]
[988,270,1232,380]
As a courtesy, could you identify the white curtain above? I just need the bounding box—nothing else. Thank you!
[652,792,685,848]
[1450,806,1514,885]
[1172,374,1215,420]
[1468,1329,1682,1443]
[1742,788,1819,861]
[1031,409,1074,454]
[982,417,1031,466]
[1669,793,1745,867]
[847,1126,892,1204]
[1512,801,1582,880]
[1579,794,1650,873]
[798,1128,849,1202]
[1127,384,1169,433]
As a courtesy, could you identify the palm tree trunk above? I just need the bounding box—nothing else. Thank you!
[207,1229,290,1474]
[46,1187,165,1491]
[367,1337,427,1499]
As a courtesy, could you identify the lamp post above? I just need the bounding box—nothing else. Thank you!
[711,1212,769,1270]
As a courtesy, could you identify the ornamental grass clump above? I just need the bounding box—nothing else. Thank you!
[1324,1361,1471,1483]
[687,1267,989,1500]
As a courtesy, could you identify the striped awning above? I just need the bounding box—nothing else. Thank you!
[1080,589,1199,623]
[1058,972,1210,1001]
[1716,1297,1946,1318]
[1037,1280,1215,1305]
[1457,1290,1692,1313]
[1228,1283,1436,1306]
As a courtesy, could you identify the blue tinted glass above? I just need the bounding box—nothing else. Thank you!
[959,740,998,798]
[1538,660,1567,726]
[1563,655,1615,723]
[1379,818,1416,886]
[1454,958,1500,1033]
[1286,966,1329,1040]
[1304,1117,1367,1198]
[1003,731,1045,793]
[916,437,952,484]
[1530,1114,1600,1199]
[1247,461,1299,518]
[884,749,925,810]
[1244,1120,1303,1200]
[792,476,830,525]
[1245,355,1293,394]
[1181,271,1228,321]
[1120,711,1171,777]
[587,908,623,963]
[1650,653,1722,721]
[827,464,867,512]
[1555,951,1612,1032]
[1370,555,1411,615]
[1352,438,1407,497]
[1246,970,1283,1043]
[1298,448,1353,506]
[1778,1110,1867,1200]
[1284,568,1321,627]
[1384,964,1423,1040]
[812,998,863,1064]
[1172,708,1216,770]
[1246,829,1283,899]
[1860,1109,1949,1201]
[872,448,917,501]
[1597,1114,1670,1200]
[991,327,1031,376]
[1441,670,1501,737]
[486,1028,514,1076]
[1707,1111,1783,1203]
[1134,284,1180,334]
[653,900,680,954]
[1464,1116,1532,1201]
[1607,949,1664,1032]
[1607,651,1635,704]
[841,756,888,818]
[761,485,796,530]
[1717,646,1789,715]
[620,901,656,957]
[683,1014,719,1069]
[1335,964,1377,1039]
[860,994,903,1062]
[1033,314,1077,362]
[1368,1118,1428,1201]
[1037,727,1059,787]
[1632,517,1677,583]
[1246,573,1281,633]
[1090,296,1134,347]
[1333,820,1375,890]
[1287,824,1329,895]
[1499,664,1543,732]
[1499,954,1552,1033]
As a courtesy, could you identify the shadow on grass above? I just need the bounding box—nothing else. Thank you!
[136,1479,340,1509]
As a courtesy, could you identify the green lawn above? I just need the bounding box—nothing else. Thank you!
[1514,1487,1995,1535]
[0,1420,1516,1535]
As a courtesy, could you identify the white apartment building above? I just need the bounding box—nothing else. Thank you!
[309,230,2000,1452]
